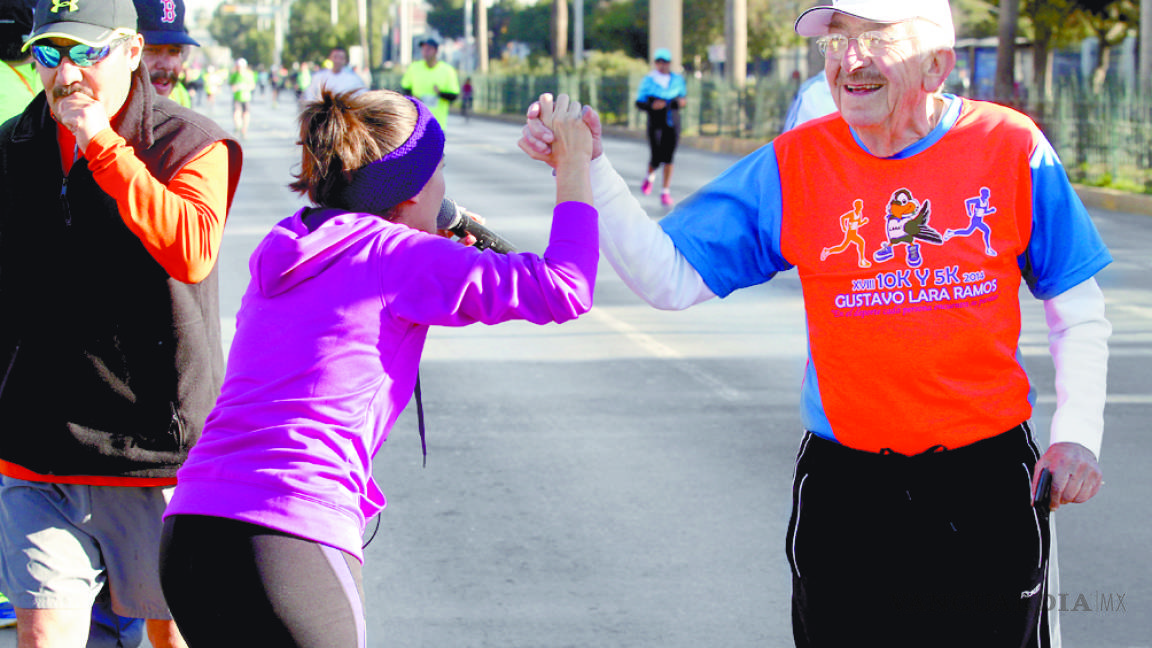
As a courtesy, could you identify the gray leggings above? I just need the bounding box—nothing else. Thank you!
[160,515,365,648]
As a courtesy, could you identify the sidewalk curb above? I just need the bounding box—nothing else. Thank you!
[1071,185,1152,217]
[471,113,1152,216]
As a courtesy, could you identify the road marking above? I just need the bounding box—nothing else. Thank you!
[588,308,745,402]
[223,224,275,237]
[1108,303,1152,320]
[1034,393,1152,405]
[1020,345,1152,356]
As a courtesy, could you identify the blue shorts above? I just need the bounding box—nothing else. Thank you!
[0,475,175,619]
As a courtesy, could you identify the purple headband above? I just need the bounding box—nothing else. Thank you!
[340,97,445,215]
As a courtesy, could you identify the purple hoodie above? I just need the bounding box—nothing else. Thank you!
[165,202,597,561]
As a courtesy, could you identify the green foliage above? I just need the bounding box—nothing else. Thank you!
[952,0,1000,39]
[508,0,553,54]
[746,0,802,60]
[488,51,557,75]
[427,0,464,39]
[579,49,649,75]
[682,0,723,64]
[209,0,393,68]
[487,0,527,56]
[283,0,362,67]
[208,10,265,65]
[588,0,648,59]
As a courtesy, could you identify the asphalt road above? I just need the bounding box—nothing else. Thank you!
[2,89,1148,647]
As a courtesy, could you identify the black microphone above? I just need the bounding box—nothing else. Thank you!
[436,198,517,254]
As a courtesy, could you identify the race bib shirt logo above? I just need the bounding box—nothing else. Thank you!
[872,188,944,267]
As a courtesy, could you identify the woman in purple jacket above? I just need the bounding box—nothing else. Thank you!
[158,90,596,648]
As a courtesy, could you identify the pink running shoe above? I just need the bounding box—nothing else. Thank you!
[641,179,653,195]
[661,192,674,207]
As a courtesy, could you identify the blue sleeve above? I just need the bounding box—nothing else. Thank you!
[1020,137,1112,299]
[671,74,687,99]
[635,76,655,104]
[659,143,791,298]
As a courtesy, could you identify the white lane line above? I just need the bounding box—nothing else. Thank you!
[1035,394,1152,405]
[588,308,745,402]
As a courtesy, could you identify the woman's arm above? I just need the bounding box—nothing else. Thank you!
[388,95,598,328]
[543,94,594,207]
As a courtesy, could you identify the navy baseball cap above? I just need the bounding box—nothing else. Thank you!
[24,0,138,49]
[134,0,198,46]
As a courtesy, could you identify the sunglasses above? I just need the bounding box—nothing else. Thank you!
[31,36,129,69]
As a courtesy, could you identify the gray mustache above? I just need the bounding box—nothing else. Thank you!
[53,84,93,100]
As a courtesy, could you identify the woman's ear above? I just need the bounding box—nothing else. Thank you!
[388,198,418,225]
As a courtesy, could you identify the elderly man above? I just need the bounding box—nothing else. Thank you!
[520,0,1110,646]
[401,37,459,125]
[0,0,242,646]
[134,0,198,106]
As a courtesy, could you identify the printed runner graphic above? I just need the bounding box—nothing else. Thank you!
[944,186,998,256]
[821,199,872,268]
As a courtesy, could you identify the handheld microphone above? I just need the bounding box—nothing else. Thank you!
[437,198,517,254]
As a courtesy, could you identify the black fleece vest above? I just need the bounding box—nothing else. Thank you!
[0,67,241,479]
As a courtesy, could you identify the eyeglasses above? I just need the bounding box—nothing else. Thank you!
[31,36,129,69]
[816,31,914,59]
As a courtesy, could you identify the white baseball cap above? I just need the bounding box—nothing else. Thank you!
[795,0,955,43]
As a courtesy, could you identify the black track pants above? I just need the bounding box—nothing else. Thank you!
[786,425,1052,648]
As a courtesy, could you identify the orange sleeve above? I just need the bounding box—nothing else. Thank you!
[84,129,231,284]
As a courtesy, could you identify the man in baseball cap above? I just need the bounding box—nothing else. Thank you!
[24,0,137,48]
[401,34,459,126]
[134,0,198,105]
[0,0,243,646]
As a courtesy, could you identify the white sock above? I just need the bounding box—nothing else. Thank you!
[661,187,671,194]
[646,172,656,182]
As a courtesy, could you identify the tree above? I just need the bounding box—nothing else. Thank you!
[553,0,569,69]
[952,0,1001,38]
[1075,0,1139,91]
[994,0,1021,104]
[209,6,275,67]
[505,1,553,59]
[587,0,647,59]
[746,0,803,61]
[284,0,362,66]
[427,0,464,39]
[1024,0,1081,105]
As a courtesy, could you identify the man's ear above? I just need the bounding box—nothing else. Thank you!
[922,47,956,94]
[127,33,144,71]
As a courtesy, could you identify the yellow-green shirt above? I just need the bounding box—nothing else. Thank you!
[401,60,460,125]
[0,60,41,123]
[169,82,191,108]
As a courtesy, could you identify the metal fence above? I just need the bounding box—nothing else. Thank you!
[374,71,1152,194]
[1039,80,1152,194]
